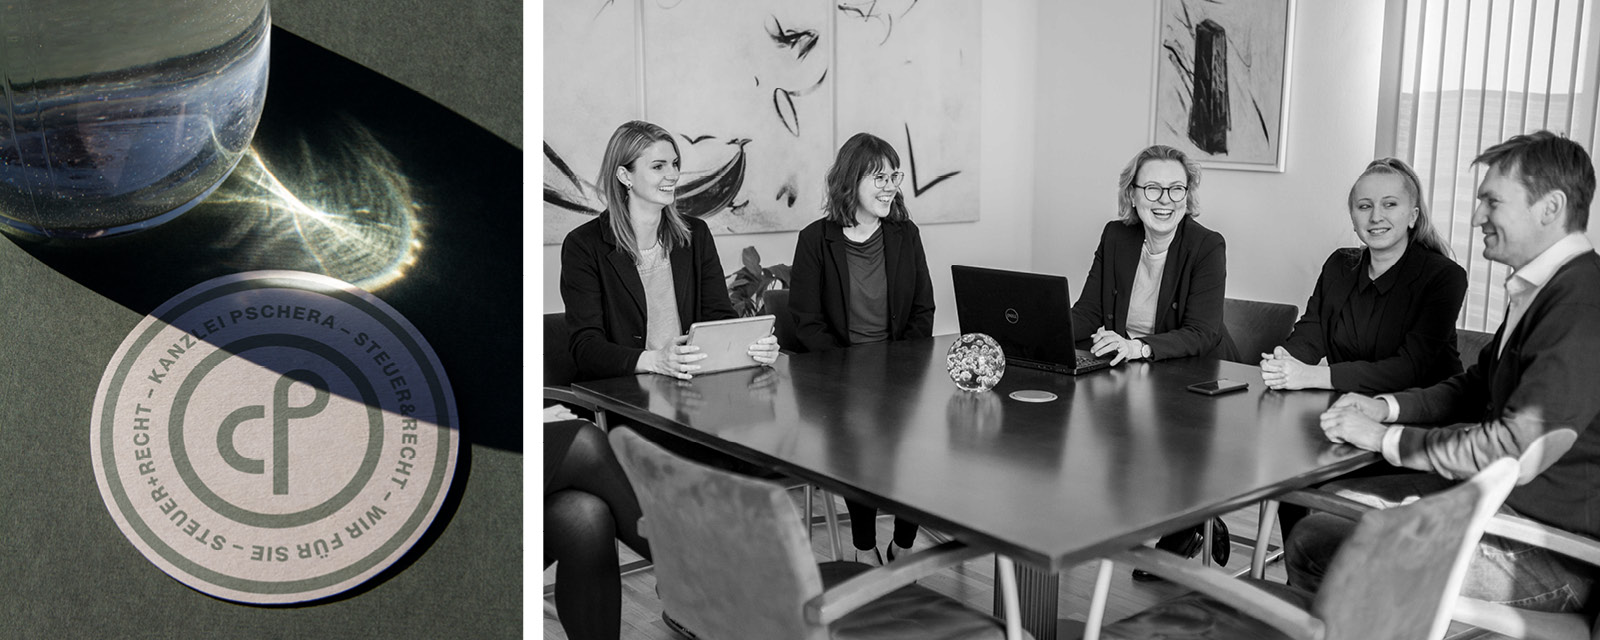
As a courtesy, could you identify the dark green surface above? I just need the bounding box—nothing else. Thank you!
[273,0,522,147]
[0,27,521,639]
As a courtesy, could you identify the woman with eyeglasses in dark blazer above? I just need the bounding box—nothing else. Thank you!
[1071,144,1238,579]
[788,132,936,565]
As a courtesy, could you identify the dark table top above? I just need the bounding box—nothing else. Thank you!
[575,334,1376,573]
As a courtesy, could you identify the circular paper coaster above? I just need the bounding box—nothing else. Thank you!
[1009,389,1059,403]
[90,271,458,604]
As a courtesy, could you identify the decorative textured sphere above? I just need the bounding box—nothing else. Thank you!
[946,333,1005,392]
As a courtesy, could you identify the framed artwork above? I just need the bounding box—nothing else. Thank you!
[1150,0,1295,172]
[542,0,981,245]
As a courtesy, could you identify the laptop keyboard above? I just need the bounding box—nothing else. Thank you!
[1077,353,1109,367]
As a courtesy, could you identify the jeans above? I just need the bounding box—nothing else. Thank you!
[1285,473,1595,613]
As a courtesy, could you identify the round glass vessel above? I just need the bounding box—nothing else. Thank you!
[0,0,271,238]
[947,333,1005,392]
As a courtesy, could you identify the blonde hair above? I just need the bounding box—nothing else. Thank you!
[1349,158,1451,258]
[1116,145,1203,225]
[597,120,691,262]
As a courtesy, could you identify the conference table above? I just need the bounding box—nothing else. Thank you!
[573,334,1377,639]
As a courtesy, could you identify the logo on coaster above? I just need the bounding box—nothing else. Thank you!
[90,271,458,604]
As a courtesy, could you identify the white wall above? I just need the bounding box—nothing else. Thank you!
[541,1,1041,338]
[544,0,1395,328]
[1033,0,1388,310]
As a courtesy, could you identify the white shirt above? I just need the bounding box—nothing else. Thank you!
[1124,244,1169,339]
[1377,232,1596,463]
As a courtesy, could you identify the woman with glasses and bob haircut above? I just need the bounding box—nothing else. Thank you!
[1070,144,1237,365]
[1261,157,1465,394]
[1071,144,1238,579]
[560,120,778,382]
[787,131,935,565]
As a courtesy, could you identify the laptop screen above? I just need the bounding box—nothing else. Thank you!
[950,265,1080,365]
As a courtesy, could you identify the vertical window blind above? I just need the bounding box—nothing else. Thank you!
[1382,0,1599,331]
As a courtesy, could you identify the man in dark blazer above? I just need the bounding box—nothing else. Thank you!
[1290,131,1600,614]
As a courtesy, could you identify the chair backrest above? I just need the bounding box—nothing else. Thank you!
[609,427,828,640]
[545,312,577,388]
[1457,329,1494,370]
[1223,298,1299,365]
[764,288,801,353]
[1314,457,1519,640]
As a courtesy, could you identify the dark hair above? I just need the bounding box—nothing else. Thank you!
[1348,157,1452,258]
[1116,145,1203,225]
[1473,130,1596,232]
[822,132,910,226]
[597,120,691,262]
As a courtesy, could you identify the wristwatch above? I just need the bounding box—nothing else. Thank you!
[1138,341,1152,360]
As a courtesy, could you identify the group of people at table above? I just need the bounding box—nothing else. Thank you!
[545,119,1600,640]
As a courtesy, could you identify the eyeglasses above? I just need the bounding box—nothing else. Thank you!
[1136,184,1189,202]
[872,171,906,189]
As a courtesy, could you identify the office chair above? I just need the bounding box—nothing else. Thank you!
[609,426,1032,640]
[1091,456,1519,640]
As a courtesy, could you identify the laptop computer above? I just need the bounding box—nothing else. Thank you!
[951,265,1112,376]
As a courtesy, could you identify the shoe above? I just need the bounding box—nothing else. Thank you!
[1131,518,1230,582]
[662,610,700,639]
[886,541,913,563]
[855,545,884,566]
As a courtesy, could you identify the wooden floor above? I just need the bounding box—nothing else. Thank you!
[543,495,1508,639]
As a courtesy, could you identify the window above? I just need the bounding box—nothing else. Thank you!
[1378,0,1600,331]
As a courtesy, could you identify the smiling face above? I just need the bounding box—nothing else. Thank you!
[616,139,680,210]
[1349,172,1419,253]
[852,157,900,223]
[1132,159,1189,238]
[1473,166,1564,269]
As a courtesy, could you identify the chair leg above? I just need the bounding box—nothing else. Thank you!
[1202,518,1215,567]
[1252,500,1280,579]
[997,555,1024,640]
[821,490,843,560]
[1083,558,1115,640]
[803,485,815,541]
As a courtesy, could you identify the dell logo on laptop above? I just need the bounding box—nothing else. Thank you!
[1005,308,1020,324]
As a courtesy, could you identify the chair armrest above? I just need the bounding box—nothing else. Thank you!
[1275,488,1374,521]
[544,386,597,413]
[1106,547,1325,640]
[1452,597,1591,640]
[804,540,987,625]
[1483,514,1600,568]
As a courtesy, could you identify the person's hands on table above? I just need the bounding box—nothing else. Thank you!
[1090,326,1145,366]
[636,335,705,379]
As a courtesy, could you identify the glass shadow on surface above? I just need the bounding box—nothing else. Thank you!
[2,27,522,604]
[5,26,521,453]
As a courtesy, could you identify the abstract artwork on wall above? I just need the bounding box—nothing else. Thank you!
[837,0,980,225]
[543,0,639,240]
[543,0,981,245]
[643,0,835,235]
[1151,0,1294,172]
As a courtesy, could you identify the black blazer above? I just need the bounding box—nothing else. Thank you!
[1070,216,1238,361]
[559,214,735,381]
[787,218,935,353]
[1280,245,1465,393]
